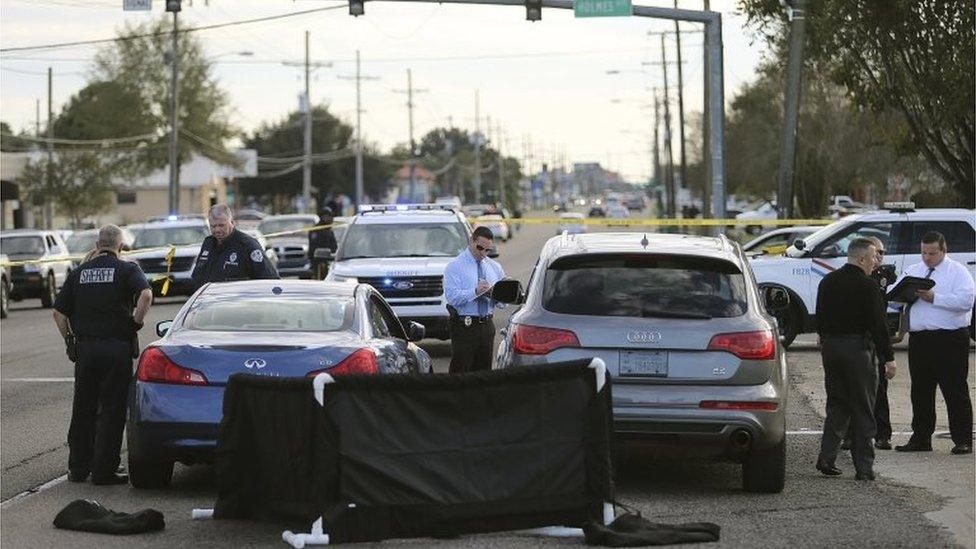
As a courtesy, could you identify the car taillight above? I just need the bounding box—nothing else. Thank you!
[307,348,378,377]
[136,347,208,385]
[700,400,779,411]
[707,330,775,360]
[512,324,580,355]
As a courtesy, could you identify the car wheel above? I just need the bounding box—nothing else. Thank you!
[742,436,786,493]
[128,457,174,489]
[767,295,802,348]
[40,272,56,308]
[1,280,9,319]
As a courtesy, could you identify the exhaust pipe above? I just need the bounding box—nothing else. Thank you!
[730,429,752,451]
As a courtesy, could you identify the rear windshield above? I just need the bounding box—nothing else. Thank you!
[1,236,45,255]
[66,232,98,254]
[182,296,354,332]
[133,226,208,249]
[542,254,748,319]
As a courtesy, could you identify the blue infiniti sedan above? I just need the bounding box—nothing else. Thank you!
[126,279,432,488]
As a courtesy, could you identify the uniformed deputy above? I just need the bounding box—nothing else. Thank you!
[52,224,153,485]
[894,231,974,455]
[815,237,897,481]
[308,207,338,280]
[443,226,506,373]
[191,204,279,287]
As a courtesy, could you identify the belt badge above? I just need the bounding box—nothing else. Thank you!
[464,316,472,327]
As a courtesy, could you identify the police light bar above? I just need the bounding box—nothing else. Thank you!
[882,201,915,212]
[357,203,456,213]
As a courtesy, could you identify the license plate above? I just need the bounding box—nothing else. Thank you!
[619,350,668,377]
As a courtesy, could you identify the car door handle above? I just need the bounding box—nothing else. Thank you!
[967,261,975,265]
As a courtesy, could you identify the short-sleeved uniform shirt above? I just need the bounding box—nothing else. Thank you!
[54,251,151,340]
[191,229,279,288]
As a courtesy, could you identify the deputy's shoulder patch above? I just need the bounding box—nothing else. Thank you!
[251,249,264,262]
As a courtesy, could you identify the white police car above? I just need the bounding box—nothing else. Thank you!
[324,204,475,339]
[750,203,976,346]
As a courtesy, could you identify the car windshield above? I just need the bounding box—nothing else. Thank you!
[259,218,317,236]
[133,226,209,249]
[65,232,98,254]
[543,254,748,318]
[182,296,354,332]
[1,236,45,255]
[338,222,467,259]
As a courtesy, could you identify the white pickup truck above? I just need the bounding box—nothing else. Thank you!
[749,204,976,346]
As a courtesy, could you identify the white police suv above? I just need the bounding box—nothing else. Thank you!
[324,204,474,339]
[750,204,976,346]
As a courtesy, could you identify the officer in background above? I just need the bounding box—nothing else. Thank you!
[443,226,506,373]
[308,207,338,280]
[815,237,897,481]
[191,204,279,288]
[895,231,974,455]
[52,225,153,485]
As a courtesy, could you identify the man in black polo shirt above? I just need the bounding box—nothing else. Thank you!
[815,237,898,481]
[53,224,154,485]
[191,204,279,287]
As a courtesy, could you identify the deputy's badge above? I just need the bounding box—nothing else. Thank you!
[251,249,264,262]
[229,252,238,263]
[464,316,472,327]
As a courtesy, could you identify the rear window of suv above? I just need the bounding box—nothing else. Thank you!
[542,254,748,319]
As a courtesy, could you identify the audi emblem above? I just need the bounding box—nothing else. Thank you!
[243,358,267,369]
[626,331,662,344]
[393,281,414,290]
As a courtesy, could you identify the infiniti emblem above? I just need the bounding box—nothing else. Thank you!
[243,358,267,369]
[393,280,414,290]
[626,331,662,344]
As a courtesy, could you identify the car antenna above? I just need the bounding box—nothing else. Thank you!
[640,234,649,249]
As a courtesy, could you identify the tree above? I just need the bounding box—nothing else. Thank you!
[738,0,975,206]
[20,153,117,228]
[91,17,238,171]
[0,121,34,151]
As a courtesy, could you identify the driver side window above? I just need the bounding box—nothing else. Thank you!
[373,296,406,340]
[367,298,391,338]
[820,222,898,257]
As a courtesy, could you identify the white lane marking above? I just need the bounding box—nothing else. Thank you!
[0,474,67,509]
[787,430,963,436]
[4,377,74,382]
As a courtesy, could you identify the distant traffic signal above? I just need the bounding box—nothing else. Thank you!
[165,0,181,12]
[525,0,542,21]
[349,0,365,16]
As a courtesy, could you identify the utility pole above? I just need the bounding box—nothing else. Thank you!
[702,0,712,218]
[652,91,661,193]
[338,50,378,210]
[659,35,676,219]
[302,30,312,213]
[46,67,53,229]
[777,0,807,219]
[473,90,482,203]
[35,99,40,137]
[495,121,507,207]
[673,0,688,193]
[168,10,180,215]
[394,69,427,202]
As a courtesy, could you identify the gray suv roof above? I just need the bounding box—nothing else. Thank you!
[543,232,743,266]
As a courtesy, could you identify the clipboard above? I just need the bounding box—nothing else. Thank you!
[885,276,935,303]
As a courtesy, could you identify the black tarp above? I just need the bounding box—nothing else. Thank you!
[213,360,613,543]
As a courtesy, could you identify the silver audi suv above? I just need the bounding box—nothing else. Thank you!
[494,232,790,493]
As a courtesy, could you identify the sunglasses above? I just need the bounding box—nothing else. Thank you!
[475,244,492,252]
[877,250,886,256]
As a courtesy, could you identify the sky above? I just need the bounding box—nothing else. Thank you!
[0,0,770,183]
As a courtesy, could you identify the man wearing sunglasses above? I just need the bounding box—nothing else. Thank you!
[443,226,506,373]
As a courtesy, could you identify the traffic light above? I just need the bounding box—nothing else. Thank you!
[525,0,542,21]
[165,0,181,12]
[349,0,365,16]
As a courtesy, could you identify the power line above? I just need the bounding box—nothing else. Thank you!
[0,131,157,145]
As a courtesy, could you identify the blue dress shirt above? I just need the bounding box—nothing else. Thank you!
[443,248,506,317]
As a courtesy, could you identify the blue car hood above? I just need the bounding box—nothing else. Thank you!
[154,330,365,384]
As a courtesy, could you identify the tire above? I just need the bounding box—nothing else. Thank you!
[742,437,786,493]
[775,301,802,348]
[128,457,174,489]
[40,272,56,308]
[1,280,9,319]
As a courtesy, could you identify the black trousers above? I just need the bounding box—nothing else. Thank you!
[448,318,495,374]
[819,336,878,474]
[68,339,132,478]
[908,328,973,446]
[845,361,892,441]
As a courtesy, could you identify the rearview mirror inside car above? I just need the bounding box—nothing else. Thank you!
[313,248,333,261]
[156,320,173,337]
[762,286,790,311]
[819,244,841,258]
[491,278,525,304]
[405,321,426,342]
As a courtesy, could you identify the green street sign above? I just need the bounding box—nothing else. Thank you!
[575,0,632,18]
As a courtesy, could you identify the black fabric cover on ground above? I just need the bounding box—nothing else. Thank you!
[53,499,164,535]
[584,512,720,546]
[213,361,614,543]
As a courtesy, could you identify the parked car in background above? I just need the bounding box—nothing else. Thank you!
[0,229,73,308]
[476,214,510,242]
[234,209,267,231]
[434,196,462,209]
[126,279,432,488]
[606,203,631,220]
[742,226,820,257]
[557,212,587,235]
[259,214,319,278]
[65,228,137,267]
[1,253,11,318]
[127,220,210,296]
[736,201,778,234]
[588,205,606,218]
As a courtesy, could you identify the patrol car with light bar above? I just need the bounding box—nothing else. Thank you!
[749,203,976,345]
[324,204,475,339]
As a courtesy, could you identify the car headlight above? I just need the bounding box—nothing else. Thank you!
[330,274,354,282]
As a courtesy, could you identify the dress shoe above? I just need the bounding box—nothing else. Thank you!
[855,471,876,481]
[895,439,932,452]
[839,439,852,451]
[816,459,842,476]
[67,471,89,483]
[874,439,891,450]
[951,444,972,455]
[91,473,129,486]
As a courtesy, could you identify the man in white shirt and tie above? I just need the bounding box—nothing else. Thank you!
[894,231,975,455]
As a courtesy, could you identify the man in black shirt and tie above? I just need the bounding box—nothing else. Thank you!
[816,237,897,481]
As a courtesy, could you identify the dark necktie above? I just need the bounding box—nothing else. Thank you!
[477,260,488,317]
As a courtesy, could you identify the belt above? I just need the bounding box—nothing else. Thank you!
[454,315,493,325]
[76,335,130,342]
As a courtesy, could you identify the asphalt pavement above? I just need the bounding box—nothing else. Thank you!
[1,219,973,548]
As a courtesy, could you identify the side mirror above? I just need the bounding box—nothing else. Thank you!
[793,238,806,251]
[487,249,499,259]
[405,321,425,342]
[491,278,525,304]
[762,287,790,311]
[313,248,333,261]
[819,244,841,258]
[156,320,173,337]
